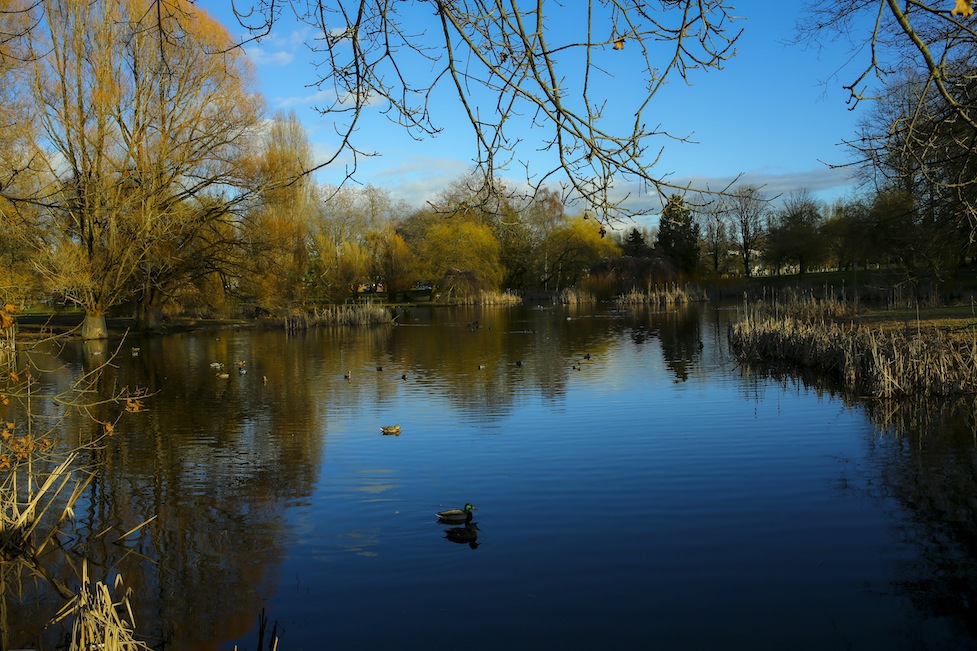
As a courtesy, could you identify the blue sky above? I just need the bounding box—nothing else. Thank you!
[200,1,870,218]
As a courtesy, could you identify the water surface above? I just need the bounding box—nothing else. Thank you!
[9,304,977,649]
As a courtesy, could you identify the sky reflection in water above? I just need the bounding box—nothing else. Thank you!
[17,304,977,650]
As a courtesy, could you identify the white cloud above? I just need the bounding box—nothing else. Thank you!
[246,48,295,66]
[276,89,334,109]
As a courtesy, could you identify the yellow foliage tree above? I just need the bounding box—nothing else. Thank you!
[8,0,263,337]
[539,216,621,292]
[415,220,504,298]
[239,110,316,314]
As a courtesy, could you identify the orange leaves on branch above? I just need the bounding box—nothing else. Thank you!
[953,0,975,17]
[125,398,143,413]
[0,395,8,406]
[0,303,15,329]
[613,37,625,51]
[104,422,115,437]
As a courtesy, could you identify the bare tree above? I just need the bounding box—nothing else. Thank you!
[694,193,731,275]
[800,1,977,232]
[220,1,742,223]
[728,185,766,277]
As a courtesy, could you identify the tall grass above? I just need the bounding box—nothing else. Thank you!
[730,295,977,399]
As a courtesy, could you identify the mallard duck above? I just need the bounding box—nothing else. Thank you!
[216,371,230,379]
[437,503,476,524]
[209,362,224,370]
[380,425,401,436]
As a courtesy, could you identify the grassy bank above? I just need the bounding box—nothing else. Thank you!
[729,295,977,399]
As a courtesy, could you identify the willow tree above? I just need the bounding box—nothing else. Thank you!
[239,110,317,314]
[222,1,741,223]
[6,0,263,338]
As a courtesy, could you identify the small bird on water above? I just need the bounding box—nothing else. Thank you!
[436,503,477,524]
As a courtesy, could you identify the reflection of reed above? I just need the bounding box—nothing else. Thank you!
[860,395,977,637]
[864,395,977,440]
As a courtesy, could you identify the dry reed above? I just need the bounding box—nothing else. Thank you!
[555,288,597,305]
[730,296,977,399]
[51,560,150,651]
[444,290,523,306]
[614,283,707,306]
[308,304,394,326]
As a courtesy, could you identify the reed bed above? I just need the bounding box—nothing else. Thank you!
[555,288,597,305]
[446,290,523,306]
[730,298,977,399]
[614,283,707,306]
[306,304,394,327]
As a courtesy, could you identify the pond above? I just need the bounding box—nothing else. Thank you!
[8,303,977,649]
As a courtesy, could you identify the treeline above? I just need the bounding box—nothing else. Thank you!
[693,185,975,281]
[0,1,709,339]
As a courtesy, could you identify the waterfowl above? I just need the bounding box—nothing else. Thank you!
[216,372,230,379]
[437,503,476,524]
[381,425,401,436]
[344,371,352,380]
[376,366,383,371]
[209,362,224,370]
[401,373,408,380]
[238,367,247,375]
[131,347,140,357]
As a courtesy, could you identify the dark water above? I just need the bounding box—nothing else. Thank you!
[8,304,977,649]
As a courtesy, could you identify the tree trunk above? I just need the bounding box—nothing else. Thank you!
[136,305,164,333]
[81,312,108,340]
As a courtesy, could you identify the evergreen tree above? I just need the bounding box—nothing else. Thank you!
[655,195,701,277]
[622,228,651,257]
